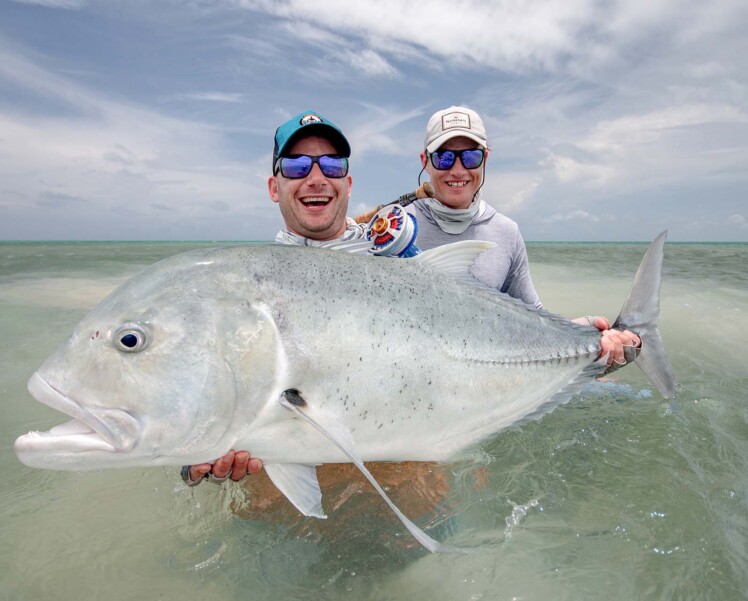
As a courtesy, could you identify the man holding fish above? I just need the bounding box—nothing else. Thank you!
[184,107,641,487]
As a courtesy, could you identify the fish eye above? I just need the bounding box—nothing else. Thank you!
[114,323,149,353]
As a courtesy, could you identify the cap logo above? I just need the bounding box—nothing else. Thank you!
[441,112,470,131]
[300,113,322,126]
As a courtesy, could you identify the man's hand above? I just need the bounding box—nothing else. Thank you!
[575,316,641,366]
[183,450,263,486]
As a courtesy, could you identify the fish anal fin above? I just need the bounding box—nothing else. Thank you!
[264,463,326,519]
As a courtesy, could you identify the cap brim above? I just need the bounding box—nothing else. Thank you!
[426,131,487,153]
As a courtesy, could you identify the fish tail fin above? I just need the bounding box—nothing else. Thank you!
[612,230,677,399]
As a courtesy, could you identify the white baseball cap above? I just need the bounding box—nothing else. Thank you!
[424,106,488,153]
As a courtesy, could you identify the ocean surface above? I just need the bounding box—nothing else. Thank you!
[1,240,746,601]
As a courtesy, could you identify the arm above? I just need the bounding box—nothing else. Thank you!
[502,232,543,309]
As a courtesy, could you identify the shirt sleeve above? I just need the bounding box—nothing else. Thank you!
[501,232,543,309]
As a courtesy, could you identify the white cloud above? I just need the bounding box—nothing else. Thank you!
[345,104,426,157]
[0,45,272,239]
[342,49,400,78]
[541,103,748,191]
[235,0,748,79]
[728,214,745,225]
[481,170,541,213]
[244,0,592,73]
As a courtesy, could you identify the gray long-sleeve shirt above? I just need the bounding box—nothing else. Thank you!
[406,200,542,309]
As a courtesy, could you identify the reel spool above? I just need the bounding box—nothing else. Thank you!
[365,204,421,258]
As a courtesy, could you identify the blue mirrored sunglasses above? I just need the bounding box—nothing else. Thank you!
[429,148,485,171]
[275,154,349,179]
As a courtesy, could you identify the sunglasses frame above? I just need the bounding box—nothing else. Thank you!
[429,148,485,171]
[274,154,349,179]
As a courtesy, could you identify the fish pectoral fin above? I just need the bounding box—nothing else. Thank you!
[264,463,326,519]
[278,389,472,554]
[413,240,495,286]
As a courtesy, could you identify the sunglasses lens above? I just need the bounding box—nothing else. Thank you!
[279,155,348,179]
[319,155,348,178]
[430,149,484,170]
[431,151,456,170]
[280,156,312,178]
[461,149,484,169]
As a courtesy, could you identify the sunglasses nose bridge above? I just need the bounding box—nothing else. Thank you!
[305,162,327,182]
[449,156,468,173]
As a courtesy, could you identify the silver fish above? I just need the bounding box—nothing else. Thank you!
[14,233,675,553]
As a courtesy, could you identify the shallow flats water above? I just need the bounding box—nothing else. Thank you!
[1,241,746,600]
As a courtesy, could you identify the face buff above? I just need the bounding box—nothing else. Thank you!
[274,217,366,247]
[422,195,487,234]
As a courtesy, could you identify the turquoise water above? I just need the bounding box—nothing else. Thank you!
[1,241,746,600]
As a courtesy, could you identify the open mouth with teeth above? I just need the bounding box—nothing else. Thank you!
[300,196,331,208]
[14,372,140,469]
[446,181,468,188]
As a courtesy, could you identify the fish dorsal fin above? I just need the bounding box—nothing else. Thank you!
[264,463,326,519]
[413,240,495,285]
[278,389,473,554]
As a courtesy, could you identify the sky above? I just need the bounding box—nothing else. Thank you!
[1,0,747,242]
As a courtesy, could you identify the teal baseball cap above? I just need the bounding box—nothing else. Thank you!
[272,110,351,169]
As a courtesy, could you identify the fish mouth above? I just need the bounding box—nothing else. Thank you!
[14,372,140,466]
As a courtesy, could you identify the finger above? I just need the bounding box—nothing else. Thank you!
[247,457,263,475]
[621,330,641,348]
[211,450,236,479]
[592,316,611,332]
[600,334,624,365]
[231,451,250,481]
[188,463,212,482]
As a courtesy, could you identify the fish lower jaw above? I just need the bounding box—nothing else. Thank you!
[14,425,118,470]
[16,426,115,452]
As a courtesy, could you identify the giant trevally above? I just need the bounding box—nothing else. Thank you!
[14,232,676,553]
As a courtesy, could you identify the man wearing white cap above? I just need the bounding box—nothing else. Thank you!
[407,106,541,308]
[409,105,639,350]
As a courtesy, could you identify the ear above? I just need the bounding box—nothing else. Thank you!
[346,174,352,200]
[268,176,280,203]
[420,152,428,168]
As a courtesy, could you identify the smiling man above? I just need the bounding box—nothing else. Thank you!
[408,106,544,309]
[408,105,640,355]
[269,110,365,245]
[184,110,364,485]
